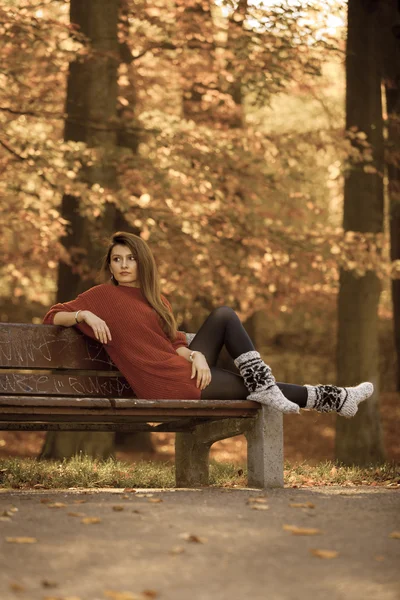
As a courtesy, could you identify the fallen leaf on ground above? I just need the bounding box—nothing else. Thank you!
[47,503,66,509]
[72,499,87,504]
[40,498,51,504]
[41,579,58,588]
[169,545,185,555]
[112,506,124,512]
[67,512,85,518]
[132,509,141,514]
[148,498,162,504]
[9,582,25,592]
[0,516,11,522]
[104,591,142,600]
[43,596,81,600]
[310,549,338,559]
[81,517,101,525]
[6,537,37,544]
[179,533,207,543]
[283,525,322,536]
[389,531,400,539]
[251,505,269,511]
[375,555,385,561]
[142,590,158,599]
[290,502,315,509]
[247,497,267,504]
[121,495,130,500]
[9,507,18,513]
[123,488,137,493]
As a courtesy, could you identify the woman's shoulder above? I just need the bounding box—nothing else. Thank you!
[78,283,116,299]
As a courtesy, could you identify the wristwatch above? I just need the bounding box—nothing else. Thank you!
[189,351,197,362]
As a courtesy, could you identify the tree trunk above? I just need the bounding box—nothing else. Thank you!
[180,0,216,124]
[335,0,385,465]
[41,0,120,460]
[380,1,400,391]
[386,85,400,391]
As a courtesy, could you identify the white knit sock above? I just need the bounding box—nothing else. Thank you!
[234,350,300,415]
[305,382,373,418]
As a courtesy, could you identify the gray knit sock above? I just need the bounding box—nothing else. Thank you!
[305,382,373,418]
[234,350,300,415]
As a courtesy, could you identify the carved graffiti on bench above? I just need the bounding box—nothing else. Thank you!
[0,373,133,397]
[0,324,115,370]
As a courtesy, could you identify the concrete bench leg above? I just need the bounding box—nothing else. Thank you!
[245,406,284,488]
[175,419,250,487]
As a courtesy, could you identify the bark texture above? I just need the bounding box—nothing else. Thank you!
[41,0,120,460]
[380,1,400,391]
[336,0,385,465]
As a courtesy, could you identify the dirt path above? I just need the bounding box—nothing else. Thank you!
[1,486,399,600]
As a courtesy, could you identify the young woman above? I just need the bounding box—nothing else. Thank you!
[43,231,373,416]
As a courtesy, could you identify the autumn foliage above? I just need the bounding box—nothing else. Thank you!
[0,0,397,321]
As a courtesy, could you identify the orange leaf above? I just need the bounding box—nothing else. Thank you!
[389,531,400,539]
[81,517,101,525]
[310,549,338,559]
[283,525,322,536]
[6,537,37,544]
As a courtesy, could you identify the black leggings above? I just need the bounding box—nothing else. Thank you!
[189,307,307,407]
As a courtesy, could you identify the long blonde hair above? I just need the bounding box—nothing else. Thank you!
[101,232,178,341]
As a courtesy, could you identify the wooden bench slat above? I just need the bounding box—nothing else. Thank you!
[0,421,210,433]
[0,324,116,370]
[0,395,258,411]
[0,397,113,408]
[0,372,133,398]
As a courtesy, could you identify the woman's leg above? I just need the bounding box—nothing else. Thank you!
[190,306,373,416]
[188,306,253,368]
[200,367,307,406]
[189,306,302,411]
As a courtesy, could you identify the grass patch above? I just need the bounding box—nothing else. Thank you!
[0,456,398,489]
[0,456,246,490]
[284,461,400,488]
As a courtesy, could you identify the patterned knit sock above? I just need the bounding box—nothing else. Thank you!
[234,350,300,414]
[305,382,373,418]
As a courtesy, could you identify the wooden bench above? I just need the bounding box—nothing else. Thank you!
[0,323,284,488]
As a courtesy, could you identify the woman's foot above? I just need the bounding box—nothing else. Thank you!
[305,382,374,418]
[248,385,300,414]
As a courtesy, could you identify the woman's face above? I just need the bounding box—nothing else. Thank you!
[109,244,139,287]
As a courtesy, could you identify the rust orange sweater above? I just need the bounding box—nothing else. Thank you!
[43,284,201,400]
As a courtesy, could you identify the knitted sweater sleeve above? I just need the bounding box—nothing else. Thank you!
[161,295,188,351]
[42,287,103,341]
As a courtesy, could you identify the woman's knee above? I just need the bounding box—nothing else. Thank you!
[209,306,237,323]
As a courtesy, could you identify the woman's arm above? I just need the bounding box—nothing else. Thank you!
[53,310,86,327]
[53,310,112,344]
[176,347,192,361]
[176,347,211,390]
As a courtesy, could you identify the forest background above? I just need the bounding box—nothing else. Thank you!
[0,0,399,470]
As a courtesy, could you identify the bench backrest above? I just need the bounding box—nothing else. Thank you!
[0,324,134,398]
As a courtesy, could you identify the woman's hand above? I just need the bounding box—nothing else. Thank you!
[80,311,112,344]
[190,352,212,390]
